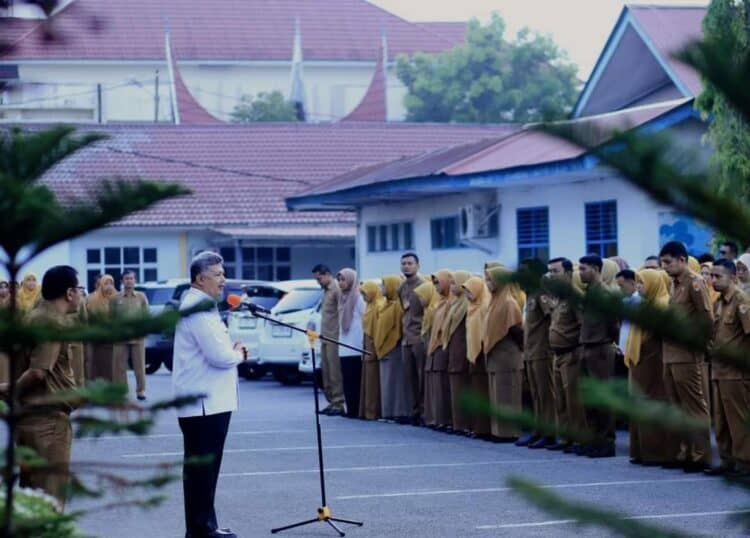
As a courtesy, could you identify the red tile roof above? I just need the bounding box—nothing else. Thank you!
[292,99,691,202]
[628,5,705,96]
[1,0,464,61]
[38,122,516,227]
[168,39,223,124]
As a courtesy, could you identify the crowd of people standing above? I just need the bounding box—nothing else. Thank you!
[313,239,750,476]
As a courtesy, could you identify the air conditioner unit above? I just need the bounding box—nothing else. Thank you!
[460,204,495,240]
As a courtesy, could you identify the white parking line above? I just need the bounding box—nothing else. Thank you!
[76,428,346,442]
[476,509,750,530]
[121,442,442,458]
[335,477,714,500]
[220,459,562,478]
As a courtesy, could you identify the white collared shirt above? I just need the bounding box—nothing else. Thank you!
[618,291,641,353]
[172,287,243,418]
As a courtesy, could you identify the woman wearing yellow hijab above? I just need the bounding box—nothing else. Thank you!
[377,275,412,421]
[359,281,384,420]
[601,258,621,293]
[484,265,525,441]
[424,270,454,429]
[625,269,675,466]
[445,271,472,434]
[700,262,721,307]
[86,274,118,382]
[463,276,492,439]
[16,273,41,313]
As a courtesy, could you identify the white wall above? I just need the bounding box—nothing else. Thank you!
[13,62,407,123]
[291,245,355,279]
[357,173,667,280]
[0,241,72,281]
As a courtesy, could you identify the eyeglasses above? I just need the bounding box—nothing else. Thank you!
[72,286,86,293]
[719,250,729,255]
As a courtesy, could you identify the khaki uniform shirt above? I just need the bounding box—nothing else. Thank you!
[23,301,76,412]
[549,296,582,351]
[320,279,341,339]
[524,291,553,361]
[579,282,618,345]
[664,269,713,364]
[399,276,425,346]
[712,287,750,380]
[111,289,149,344]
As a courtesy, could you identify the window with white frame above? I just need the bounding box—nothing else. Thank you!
[366,222,413,253]
[219,245,292,281]
[85,246,158,291]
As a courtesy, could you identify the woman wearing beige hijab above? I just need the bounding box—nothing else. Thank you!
[736,254,750,295]
[625,269,677,466]
[377,275,412,421]
[424,270,453,429]
[86,274,118,382]
[445,271,472,434]
[15,273,41,314]
[414,279,439,425]
[463,276,491,439]
[358,281,383,420]
[484,265,525,441]
[337,268,366,419]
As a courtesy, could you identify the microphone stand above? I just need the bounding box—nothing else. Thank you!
[248,306,365,537]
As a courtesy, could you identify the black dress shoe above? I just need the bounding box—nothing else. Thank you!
[515,434,537,447]
[704,464,734,476]
[661,461,683,469]
[528,437,549,449]
[136,393,147,401]
[587,445,615,458]
[683,461,710,473]
[547,441,568,451]
[209,529,237,538]
[629,457,643,465]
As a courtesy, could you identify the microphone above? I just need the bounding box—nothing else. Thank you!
[227,294,242,309]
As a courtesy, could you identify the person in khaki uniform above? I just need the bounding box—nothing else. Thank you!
[85,274,117,382]
[578,255,619,458]
[546,257,586,453]
[398,253,426,425]
[358,281,384,420]
[462,277,492,439]
[706,259,750,475]
[312,264,345,415]
[14,266,82,509]
[68,301,88,389]
[659,240,713,472]
[111,270,149,400]
[521,270,556,449]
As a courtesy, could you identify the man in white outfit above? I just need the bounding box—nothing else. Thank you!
[173,251,247,538]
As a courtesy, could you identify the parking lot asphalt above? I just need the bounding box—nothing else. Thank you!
[71,370,750,537]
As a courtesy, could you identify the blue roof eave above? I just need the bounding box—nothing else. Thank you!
[286,100,701,211]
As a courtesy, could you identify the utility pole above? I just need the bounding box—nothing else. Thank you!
[96,83,102,123]
[154,69,160,122]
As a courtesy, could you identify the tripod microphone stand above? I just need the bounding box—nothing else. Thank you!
[247,305,365,537]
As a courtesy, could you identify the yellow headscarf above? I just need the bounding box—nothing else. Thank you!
[16,272,41,313]
[601,258,620,293]
[87,274,117,314]
[414,281,439,338]
[624,269,670,368]
[443,270,472,349]
[463,276,489,364]
[688,256,701,275]
[484,266,524,355]
[374,275,404,359]
[360,280,383,339]
[427,270,453,355]
[484,262,526,310]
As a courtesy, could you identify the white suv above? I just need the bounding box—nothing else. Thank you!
[256,281,322,385]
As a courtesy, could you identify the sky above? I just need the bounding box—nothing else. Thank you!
[370,0,707,80]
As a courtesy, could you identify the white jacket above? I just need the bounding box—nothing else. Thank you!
[172,287,244,418]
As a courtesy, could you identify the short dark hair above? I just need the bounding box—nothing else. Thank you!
[659,241,688,260]
[549,257,573,273]
[645,255,659,262]
[400,252,419,264]
[697,253,715,264]
[721,241,739,257]
[579,255,603,271]
[41,265,78,301]
[714,258,737,275]
[311,264,331,275]
[122,269,137,280]
[616,269,636,281]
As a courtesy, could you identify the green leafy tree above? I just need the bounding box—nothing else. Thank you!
[696,1,750,206]
[230,91,299,123]
[395,14,579,123]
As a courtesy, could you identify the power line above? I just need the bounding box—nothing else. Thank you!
[0,78,157,107]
